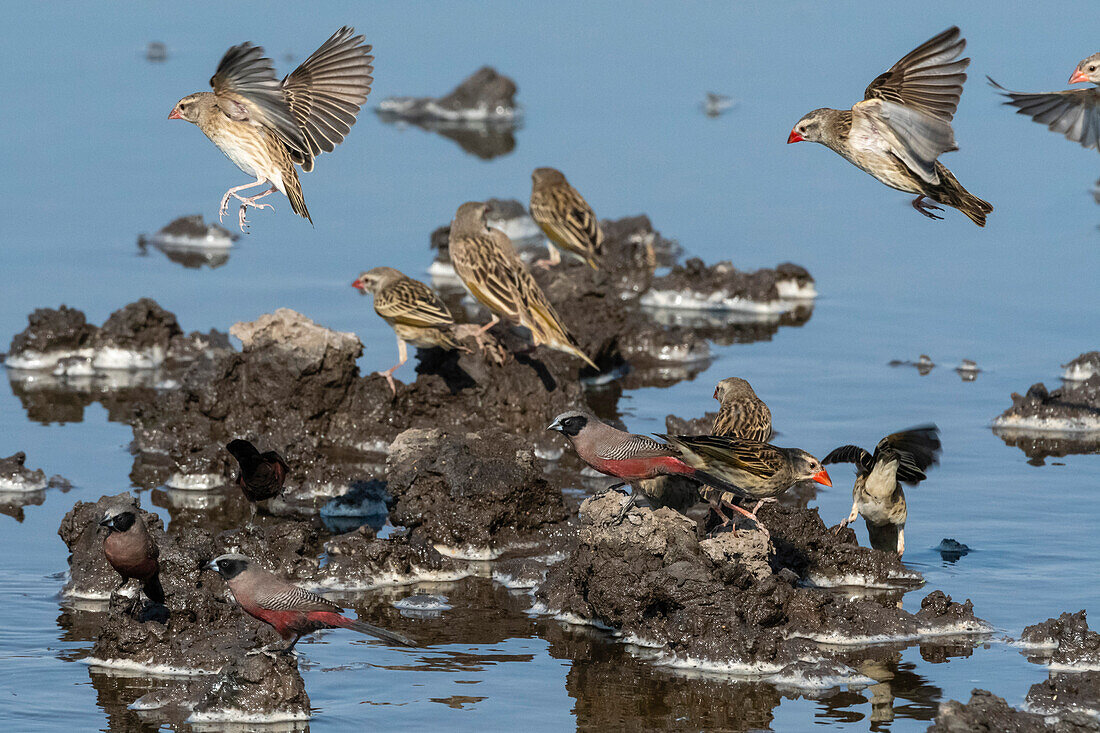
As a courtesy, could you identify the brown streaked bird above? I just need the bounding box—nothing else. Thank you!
[352,267,469,393]
[226,439,289,521]
[100,503,165,611]
[168,27,373,231]
[448,202,598,369]
[788,27,992,226]
[712,377,773,441]
[989,53,1100,152]
[529,167,604,269]
[823,425,941,556]
[208,554,415,655]
[548,410,830,534]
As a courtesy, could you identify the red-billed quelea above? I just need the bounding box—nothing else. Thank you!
[787,27,993,226]
[823,425,941,556]
[100,504,165,611]
[989,54,1100,152]
[208,554,415,655]
[169,27,373,231]
[548,411,830,534]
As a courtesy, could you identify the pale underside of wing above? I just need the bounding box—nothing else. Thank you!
[990,79,1100,151]
[851,99,957,184]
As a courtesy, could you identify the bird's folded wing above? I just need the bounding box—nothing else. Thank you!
[989,79,1100,151]
[863,26,969,122]
[595,434,677,461]
[852,99,956,184]
[822,445,874,476]
[282,26,374,164]
[452,234,524,321]
[210,43,307,154]
[662,435,781,480]
[257,585,342,613]
[513,265,579,347]
[375,279,455,328]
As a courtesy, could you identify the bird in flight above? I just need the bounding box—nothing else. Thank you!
[989,53,1100,153]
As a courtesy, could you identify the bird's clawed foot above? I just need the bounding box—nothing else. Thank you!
[237,201,275,233]
[533,258,556,270]
[247,643,292,659]
[911,196,944,220]
[611,491,637,525]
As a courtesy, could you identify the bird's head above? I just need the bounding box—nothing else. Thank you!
[452,201,490,234]
[226,439,259,462]
[713,376,755,403]
[532,167,567,188]
[352,267,402,295]
[787,109,832,144]
[168,93,204,123]
[790,450,832,487]
[547,410,591,438]
[208,553,250,580]
[1070,53,1100,84]
[99,506,137,533]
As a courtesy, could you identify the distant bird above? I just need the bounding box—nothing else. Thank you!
[989,53,1100,152]
[448,202,597,368]
[787,26,992,226]
[712,377,773,441]
[702,92,734,117]
[548,410,830,533]
[529,168,603,269]
[169,27,373,231]
[100,503,165,611]
[823,425,941,556]
[353,267,469,393]
[208,553,416,655]
[226,440,288,518]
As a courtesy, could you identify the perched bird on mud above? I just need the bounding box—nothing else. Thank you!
[548,410,831,534]
[168,27,373,231]
[226,439,288,517]
[529,167,603,269]
[448,201,597,369]
[712,377,773,441]
[787,27,992,226]
[208,553,415,655]
[823,425,941,556]
[100,503,165,611]
[989,53,1100,152]
[353,267,470,394]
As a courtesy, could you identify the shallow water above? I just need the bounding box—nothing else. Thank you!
[2,2,1099,731]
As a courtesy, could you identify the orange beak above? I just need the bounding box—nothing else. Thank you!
[168,108,182,120]
[1069,68,1089,84]
[812,470,832,487]
[351,280,363,290]
[787,129,804,144]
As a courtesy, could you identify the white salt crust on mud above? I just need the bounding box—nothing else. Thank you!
[165,473,224,491]
[393,595,452,612]
[84,657,216,676]
[92,345,166,370]
[992,415,1100,433]
[433,544,506,560]
[804,569,923,589]
[639,289,801,314]
[186,709,310,724]
[491,570,545,590]
[6,345,167,371]
[377,97,521,122]
[311,567,474,592]
[1063,363,1098,381]
[5,348,94,370]
[145,229,235,249]
[789,619,993,647]
[650,652,876,690]
[527,601,616,631]
[775,280,818,299]
[0,474,48,492]
[1023,701,1100,721]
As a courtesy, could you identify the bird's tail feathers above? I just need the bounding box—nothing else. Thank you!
[341,617,417,647]
[932,164,992,227]
[143,575,166,606]
[283,171,313,224]
[525,300,598,369]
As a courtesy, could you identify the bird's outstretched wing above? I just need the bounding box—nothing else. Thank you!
[864,26,969,122]
[852,99,957,184]
[281,26,374,171]
[822,445,875,476]
[210,42,308,155]
[873,424,941,485]
[375,278,455,329]
[989,78,1100,151]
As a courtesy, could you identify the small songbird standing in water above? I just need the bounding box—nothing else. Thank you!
[352,267,469,394]
[448,202,598,369]
[226,440,288,519]
[168,27,373,231]
[529,168,603,269]
[207,554,415,655]
[787,27,992,226]
[989,53,1100,152]
[823,425,941,556]
[100,503,165,612]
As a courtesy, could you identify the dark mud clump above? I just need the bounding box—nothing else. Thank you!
[386,428,568,551]
[6,305,96,364]
[138,214,235,269]
[642,258,815,309]
[928,689,1097,732]
[92,298,183,356]
[536,493,985,674]
[993,359,1100,463]
[0,451,50,491]
[319,526,472,588]
[1021,611,1100,668]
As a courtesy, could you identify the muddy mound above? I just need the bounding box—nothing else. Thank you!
[994,361,1100,433]
[1021,611,1100,668]
[642,258,815,312]
[6,305,96,364]
[386,428,568,551]
[928,689,1097,732]
[319,526,473,589]
[0,451,48,492]
[536,493,985,673]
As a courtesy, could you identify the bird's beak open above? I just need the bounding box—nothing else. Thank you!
[1069,69,1089,84]
[787,129,804,144]
[168,108,182,120]
[812,470,832,487]
[547,419,563,433]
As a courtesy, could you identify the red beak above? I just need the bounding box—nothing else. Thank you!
[1069,69,1089,84]
[812,470,832,487]
[168,108,182,120]
[351,280,363,290]
[787,129,804,144]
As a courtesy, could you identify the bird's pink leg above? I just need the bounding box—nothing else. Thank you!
[476,313,501,336]
[722,499,770,539]
[911,196,945,220]
[376,337,408,396]
[534,244,562,270]
[236,186,278,232]
[220,178,267,222]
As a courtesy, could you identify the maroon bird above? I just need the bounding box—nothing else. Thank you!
[208,553,415,655]
[226,439,289,509]
[548,410,831,533]
[100,503,165,611]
